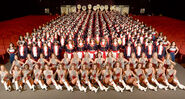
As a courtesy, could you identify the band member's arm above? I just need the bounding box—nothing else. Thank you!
[175,47,179,55]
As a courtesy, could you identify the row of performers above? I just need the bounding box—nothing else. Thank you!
[1,56,185,92]
[8,38,178,64]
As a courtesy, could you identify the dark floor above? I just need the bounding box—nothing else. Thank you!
[0,62,185,99]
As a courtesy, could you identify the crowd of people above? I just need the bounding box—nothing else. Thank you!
[0,10,184,92]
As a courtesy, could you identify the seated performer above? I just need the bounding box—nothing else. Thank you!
[33,64,47,90]
[56,64,73,91]
[90,63,109,91]
[156,63,177,90]
[101,64,123,92]
[113,62,133,92]
[135,64,157,91]
[43,64,62,90]
[12,65,23,91]
[0,65,12,91]
[124,64,147,91]
[68,64,87,92]
[166,65,185,90]
[80,64,98,93]
[22,64,35,91]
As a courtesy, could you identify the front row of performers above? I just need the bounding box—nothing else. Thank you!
[0,51,185,92]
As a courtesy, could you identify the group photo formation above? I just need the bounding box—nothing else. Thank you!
[0,1,185,99]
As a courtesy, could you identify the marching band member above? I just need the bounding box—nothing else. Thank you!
[17,42,28,61]
[52,41,62,59]
[56,64,73,91]
[87,39,98,59]
[43,64,62,90]
[145,41,154,59]
[0,65,12,91]
[33,64,47,90]
[42,42,51,60]
[76,39,85,59]
[22,64,35,91]
[111,38,120,59]
[31,42,40,60]
[65,40,75,59]
[134,42,143,58]
[99,38,109,59]
[124,42,133,59]
[156,41,166,59]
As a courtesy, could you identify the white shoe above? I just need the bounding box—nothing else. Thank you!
[104,86,109,92]
[58,85,63,90]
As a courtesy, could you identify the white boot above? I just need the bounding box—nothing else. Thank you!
[15,81,19,91]
[120,79,132,92]
[3,82,8,91]
[152,78,168,90]
[165,79,176,90]
[96,80,104,91]
[111,81,120,92]
[145,79,157,91]
[51,79,60,90]
[63,80,73,91]
[38,80,44,89]
[26,80,33,89]
[174,79,185,90]
[77,80,83,91]
[58,85,63,90]
[137,81,147,91]
[117,85,124,92]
